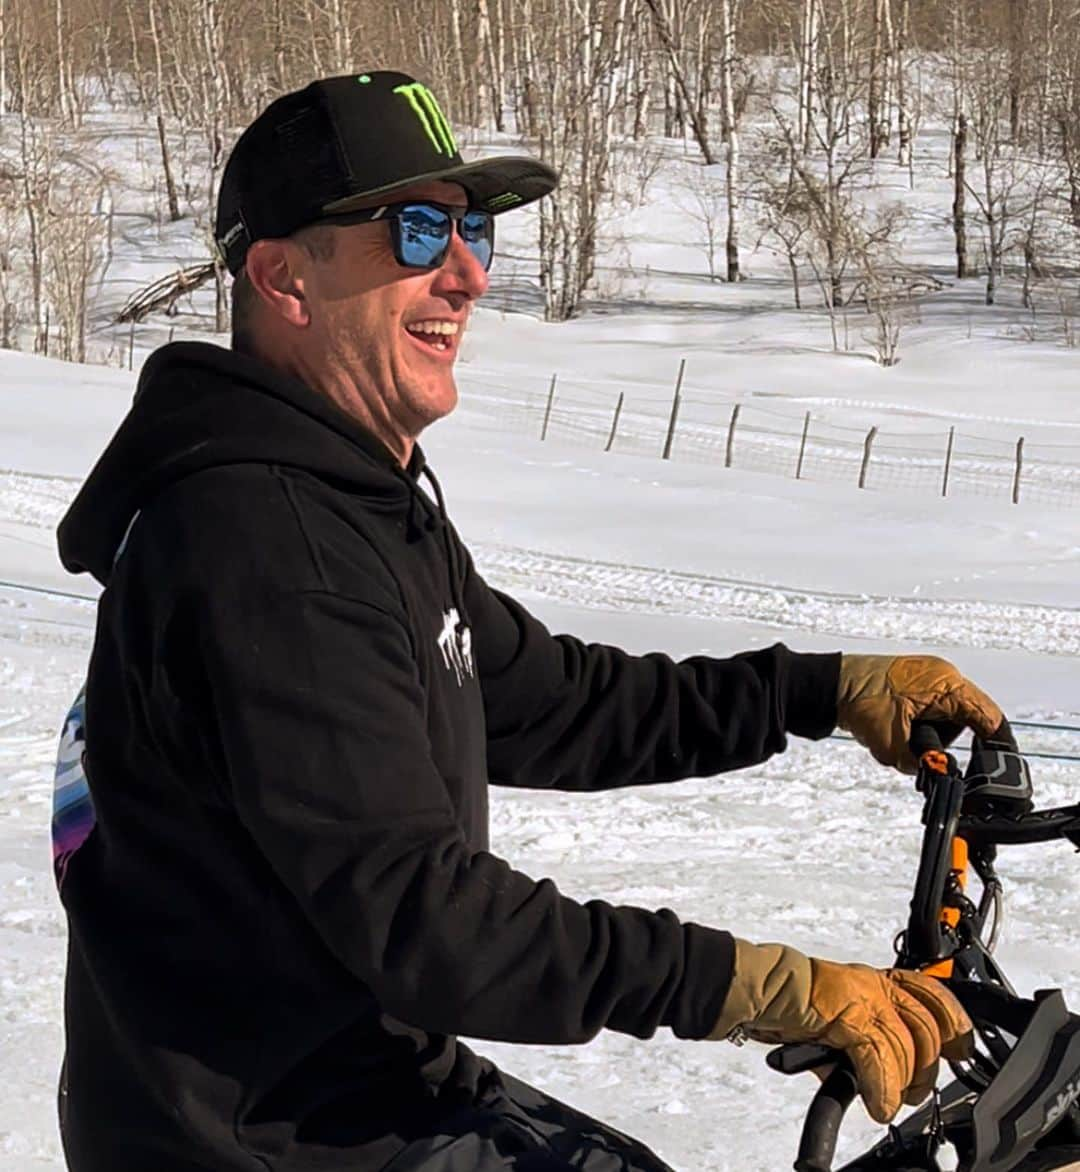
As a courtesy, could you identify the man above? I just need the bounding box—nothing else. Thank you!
[54,72,1003,1171]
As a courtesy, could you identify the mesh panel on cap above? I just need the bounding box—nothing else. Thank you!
[271,104,343,230]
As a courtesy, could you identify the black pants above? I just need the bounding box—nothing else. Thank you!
[380,1066,677,1171]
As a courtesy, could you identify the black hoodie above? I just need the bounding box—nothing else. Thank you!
[55,341,840,1172]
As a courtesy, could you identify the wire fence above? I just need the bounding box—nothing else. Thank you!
[458,366,1080,510]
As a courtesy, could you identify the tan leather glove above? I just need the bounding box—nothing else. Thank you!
[837,654,1004,773]
[709,939,974,1123]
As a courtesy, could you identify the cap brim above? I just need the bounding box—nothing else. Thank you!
[321,155,558,217]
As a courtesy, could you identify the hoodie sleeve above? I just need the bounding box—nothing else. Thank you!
[462,556,840,792]
[197,582,735,1045]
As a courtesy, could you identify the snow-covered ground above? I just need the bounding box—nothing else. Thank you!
[2,355,1078,1171]
[1,110,1078,1170]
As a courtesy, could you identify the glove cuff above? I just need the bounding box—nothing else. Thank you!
[708,937,814,1040]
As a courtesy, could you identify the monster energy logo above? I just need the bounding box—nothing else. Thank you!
[487,192,523,211]
[393,83,457,156]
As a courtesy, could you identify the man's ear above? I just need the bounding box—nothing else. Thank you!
[244,239,311,329]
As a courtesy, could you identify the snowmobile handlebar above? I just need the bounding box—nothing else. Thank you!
[768,718,1080,1171]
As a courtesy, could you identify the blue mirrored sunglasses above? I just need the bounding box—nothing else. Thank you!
[318,201,495,271]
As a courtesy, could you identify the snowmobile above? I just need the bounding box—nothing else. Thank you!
[766,720,1080,1171]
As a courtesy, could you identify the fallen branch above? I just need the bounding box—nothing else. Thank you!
[114,261,216,323]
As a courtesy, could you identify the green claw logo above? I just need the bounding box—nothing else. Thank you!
[393,83,457,156]
[487,192,523,211]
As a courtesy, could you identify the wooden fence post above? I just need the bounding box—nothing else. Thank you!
[662,358,686,460]
[43,308,50,358]
[795,411,811,480]
[1013,437,1024,504]
[540,373,557,441]
[942,427,955,498]
[858,425,878,489]
[605,392,624,453]
[725,404,741,468]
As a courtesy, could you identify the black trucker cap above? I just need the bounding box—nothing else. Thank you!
[215,70,558,276]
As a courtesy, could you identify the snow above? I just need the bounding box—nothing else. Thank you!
[1,113,1078,1171]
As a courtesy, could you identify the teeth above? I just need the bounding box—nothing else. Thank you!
[406,320,459,337]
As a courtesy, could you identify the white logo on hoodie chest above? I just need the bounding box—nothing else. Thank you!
[437,607,474,687]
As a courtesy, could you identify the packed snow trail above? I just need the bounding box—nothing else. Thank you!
[1,524,1078,659]
[472,542,1080,657]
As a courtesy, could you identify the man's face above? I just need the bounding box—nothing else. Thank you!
[300,179,490,441]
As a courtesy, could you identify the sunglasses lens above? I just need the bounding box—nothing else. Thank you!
[394,204,495,271]
[461,211,494,271]
[397,204,453,268]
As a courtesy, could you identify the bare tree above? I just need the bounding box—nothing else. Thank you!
[43,172,110,362]
[642,0,718,163]
[786,5,869,312]
[533,0,626,320]
[754,163,813,309]
[0,186,21,347]
[673,164,725,281]
[962,39,1041,306]
[850,204,913,366]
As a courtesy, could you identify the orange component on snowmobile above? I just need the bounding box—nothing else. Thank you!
[923,837,969,978]
[921,749,950,776]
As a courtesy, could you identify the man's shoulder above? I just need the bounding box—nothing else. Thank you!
[137,462,400,602]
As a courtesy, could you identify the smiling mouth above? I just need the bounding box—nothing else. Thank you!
[405,320,460,355]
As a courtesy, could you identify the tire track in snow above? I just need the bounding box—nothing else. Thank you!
[1,456,1075,657]
[473,542,1080,657]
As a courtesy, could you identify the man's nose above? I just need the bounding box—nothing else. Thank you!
[433,227,490,301]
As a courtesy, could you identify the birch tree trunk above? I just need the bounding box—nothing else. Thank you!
[477,0,504,131]
[630,3,651,138]
[896,0,911,167]
[694,2,712,145]
[518,0,538,138]
[880,0,894,149]
[719,0,740,281]
[953,110,968,279]
[197,0,229,331]
[447,0,468,123]
[148,0,181,222]
[799,0,818,154]
[55,0,74,123]
[0,0,6,117]
[1007,0,1025,143]
[868,0,885,158]
[272,0,287,91]
[600,0,628,151]
[1038,0,1055,155]
[327,0,351,73]
[492,0,508,131]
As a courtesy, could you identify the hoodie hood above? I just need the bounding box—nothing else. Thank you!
[58,342,428,585]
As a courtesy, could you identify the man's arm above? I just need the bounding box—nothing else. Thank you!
[463,553,840,792]
[193,582,734,1045]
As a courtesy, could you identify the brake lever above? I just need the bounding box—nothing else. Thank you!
[767,1042,838,1076]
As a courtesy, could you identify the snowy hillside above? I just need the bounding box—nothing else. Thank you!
[1,111,1079,1170]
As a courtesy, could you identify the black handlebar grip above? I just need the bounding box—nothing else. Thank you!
[793,1062,859,1172]
[909,720,946,758]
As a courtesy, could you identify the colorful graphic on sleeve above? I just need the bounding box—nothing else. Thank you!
[52,683,95,889]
